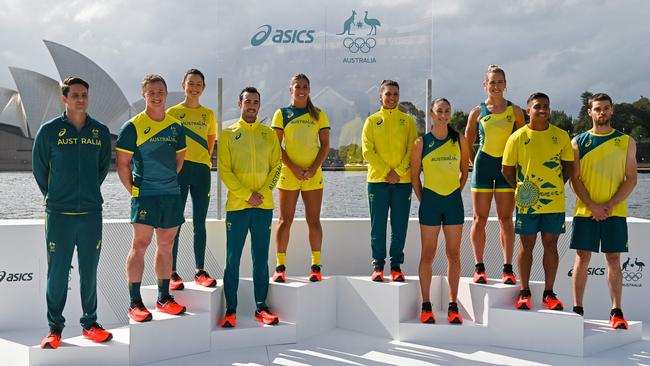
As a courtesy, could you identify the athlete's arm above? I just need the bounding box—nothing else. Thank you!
[501,133,518,189]
[31,126,50,196]
[561,160,573,184]
[217,133,253,201]
[361,118,390,177]
[306,128,331,179]
[395,118,417,178]
[274,129,304,180]
[501,165,516,189]
[464,106,480,164]
[606,138,638,211]
[258,131,282,202]
[208,134,216,156]
[410,137,423,201]
[513,105,525,130]
[116,150,133,194]
[569,138,608,221]
[459,134,470,190]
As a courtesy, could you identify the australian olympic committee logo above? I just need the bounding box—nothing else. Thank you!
[337,10,381,64]
[622,256,644,287]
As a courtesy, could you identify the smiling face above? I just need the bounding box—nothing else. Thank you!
[290,78,310,106]
[61,83,88,115]
[430,99,452,127]
[238,91,260,122]
[483,71,506,97]
[142,81,168,111]
[527,97,551,124]
[182,73,205,100]
[380,85,399,109]
[588,100,614,127]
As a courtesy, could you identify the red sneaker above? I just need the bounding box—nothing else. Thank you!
[502,271,517,285]
[309,265,322,282]
[255,307,279,325]
[447,309,463,324]
[371,266,384,282]
[473,271,487,284]
[82,323,113,343]
[542,292,564,311]
[170,272,184,291]
[194,270,217,287]
[41,329,61,349]
[128,301,153,322]
[610,309,629,330]
[156,296,186,315]
[220,310,237,328]
[420,310,435,324]
[273,265,286,283]
[516,289,532,310]
[390,267,405,282]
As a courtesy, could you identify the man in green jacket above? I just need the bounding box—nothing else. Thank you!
[32,77,113,349]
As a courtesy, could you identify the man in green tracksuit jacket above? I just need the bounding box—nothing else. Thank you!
[32,77,113,349]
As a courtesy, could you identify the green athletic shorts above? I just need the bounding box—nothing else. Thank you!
[570,216,628,253]
[131,195,185,228]
[515,212,565,235]
[418,188,464,226]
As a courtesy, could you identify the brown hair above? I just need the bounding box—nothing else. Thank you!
[141,74,167,91]
[588,93,613,108]
[485,64,506,83]
[291,74,320,121]
[380,79,400,92]
[61,76,89,97]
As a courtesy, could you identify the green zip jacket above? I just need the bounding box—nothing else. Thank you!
[32,113,112,214]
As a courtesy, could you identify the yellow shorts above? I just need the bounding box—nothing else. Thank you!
[277,165,324,191]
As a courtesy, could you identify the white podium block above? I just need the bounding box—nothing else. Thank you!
[583,319,643,356]
[399,312,488,345]
[455,277,545,324]
[128,310,211,365]
[265,276,337,340]
[0,326,129,366]
[211,317,296,350]
[336,276,419,339]
[141,282,223,329]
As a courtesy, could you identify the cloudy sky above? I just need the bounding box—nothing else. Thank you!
[0,0,648,118]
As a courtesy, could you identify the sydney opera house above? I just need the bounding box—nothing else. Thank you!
[0,40,183,171]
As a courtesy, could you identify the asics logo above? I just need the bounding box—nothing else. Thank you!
[179,113,186,119]
[376,119,383,126]
[235,132,242,140]
[585,139,592,147]
[524,138,530,145]
[144,127,151,134]
[58,128,66,137]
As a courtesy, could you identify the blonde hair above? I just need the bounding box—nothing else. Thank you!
[485,64,506,83]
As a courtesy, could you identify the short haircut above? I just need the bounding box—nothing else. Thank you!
[239,86,261,102]
[141,74,167,91]
[183,68,205,83]
[527,92,550,105]
[61,77,89,97]
[588,93,613,108]
[380,79,399,92]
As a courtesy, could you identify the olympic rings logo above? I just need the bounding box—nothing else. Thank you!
[623,272,643,282]
[342,37,376,53]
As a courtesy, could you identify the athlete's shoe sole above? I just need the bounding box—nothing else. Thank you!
[473,272,487,284]
[420,311,435,324]
[502,272,517,285]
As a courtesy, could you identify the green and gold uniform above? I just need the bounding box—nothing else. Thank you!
[571,129,630,253]
[362,107,417,268]
[418,132,464,226]
[503,124,573,234]
[271,106,330,191]
[116,111,186,228]
[218,119,281,311]
[471,101,517,192]
[32,112,111,332]
[166,104,217,270]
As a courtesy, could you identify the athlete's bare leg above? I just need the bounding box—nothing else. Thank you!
[572,250,591,307]
[418,225,440,303]
[470,191,493,264]
[302,189,324,252]
[605,252,622,309]
[443,224,463,302]
[494,191,515,265]
[276,189,301,254]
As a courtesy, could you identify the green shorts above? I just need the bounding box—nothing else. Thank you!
[570,216,628,253]
[471,150,514,193]
[515,212,565,235]
[131,195,185,228]
[418,188,464,226]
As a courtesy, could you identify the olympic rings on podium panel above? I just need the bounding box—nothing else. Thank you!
[343,37,377,53]
[623,271,643,282]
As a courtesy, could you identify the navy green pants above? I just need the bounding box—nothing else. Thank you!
[172,161,211,271]
[45,212,102,331]
[223,208,273,311]
[368,183,412,268]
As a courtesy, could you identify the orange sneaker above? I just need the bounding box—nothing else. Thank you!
[128,301,153,322]
[41,329,61,349]
[473,271,487,284]
[516,289,532,310]
[220,310,237,328]
[255,307,279,325]
[610,309,629,330]
[371,266,384,282]
[309,265,322,282]
[447,303,463,324]
[502,271,517,285]
[194,270,217,288]
[273,265,286,283]
[542,292,564,311]
[170,272,184,291]
[82,323,113,343]
[390,267,405,282]
[420,302,435,323]
[156,296,186,315]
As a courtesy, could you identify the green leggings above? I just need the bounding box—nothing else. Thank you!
[368,183,412,268]
[45,212,102,331]
[223,208,273,311]
[172,161,211,271]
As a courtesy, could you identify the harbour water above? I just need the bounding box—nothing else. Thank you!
[1,171,649,220]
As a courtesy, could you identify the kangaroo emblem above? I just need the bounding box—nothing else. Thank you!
[622,257,631,271]
[337,10,356,35]
[363,11,381,35]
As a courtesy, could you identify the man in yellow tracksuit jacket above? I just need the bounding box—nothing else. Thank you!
[218,87,282,327]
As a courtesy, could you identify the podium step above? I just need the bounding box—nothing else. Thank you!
[211,317,296,350]
[583,319,643,356]
[129,310,211,365]
[399,311,489,345]
[0,326,129,366]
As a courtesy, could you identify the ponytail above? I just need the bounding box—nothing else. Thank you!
[291,74,320,121]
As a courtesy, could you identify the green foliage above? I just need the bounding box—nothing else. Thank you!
[549,110,573,134]
[450,110,469,134]
[630,125,649,141]
[399,101,426,135]
[338,143,364,165]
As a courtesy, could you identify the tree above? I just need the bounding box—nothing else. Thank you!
[450,110,468,134]
[574,91,593,133]
[549,110,573,134]
[630,125,648,141]
[399,101,426,135]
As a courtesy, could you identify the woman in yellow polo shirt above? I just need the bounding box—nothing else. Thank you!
[271,74,330,282]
